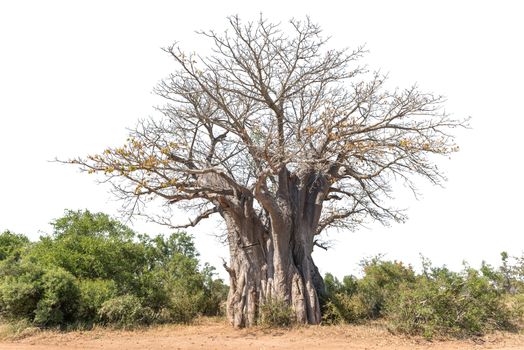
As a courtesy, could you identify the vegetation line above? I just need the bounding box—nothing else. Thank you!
[1,210,522,339]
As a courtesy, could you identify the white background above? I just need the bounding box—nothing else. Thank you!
[1,0,523,279]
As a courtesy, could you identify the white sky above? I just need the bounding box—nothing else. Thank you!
[1,0,523,280]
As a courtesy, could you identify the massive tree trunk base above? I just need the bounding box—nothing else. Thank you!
[222,209,324,328]
[225,253,323,328]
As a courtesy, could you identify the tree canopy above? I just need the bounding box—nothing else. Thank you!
[71,16,463,232]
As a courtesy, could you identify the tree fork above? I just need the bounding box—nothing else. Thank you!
[220,197,327,327]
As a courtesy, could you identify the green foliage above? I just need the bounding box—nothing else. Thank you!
[506,293,524,327]
[51,209,134,239]
[259,298,294,327]
[77,279,117,323]
[322,294,365,324]
[358,258,416,319]
[481,252,524,294]
[322,273,363,324]
[0,264,81,327]
[388,268,513,338]
[26,210,149,291]
[324,273,358,296]
[169,288,205,324]
[323,255,522,338]
[200,265,229,316]
[0,262,44,320]
[322,258,415,324]
[97,295,155,328]
[0,231,29,261]
[386,265,514,338]
[0,210,228,329]
[33,267,80,326]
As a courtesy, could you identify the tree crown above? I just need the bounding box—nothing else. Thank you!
[70,16,466,233]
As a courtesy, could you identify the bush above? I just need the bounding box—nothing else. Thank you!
[357,258,416,319]
[98,295,155,328]
[167,289,204,324]
[507,293,524,327]
[0,210,228,329]
[322,273,363,324]
[26,227,149,291]
[0,265,81,327]
[0,231,29,261]
[259,298,294,327]
[386,266,515,338]
[322,256,522,338]
[324,273,358,297]
[201,277,228,317]
[0,264,44,321]
[322,258,415,324]
[77,279,117,323]
[322,293,366,324]
[33,267,80,326]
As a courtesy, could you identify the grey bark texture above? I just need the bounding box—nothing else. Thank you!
[221,167,329,326]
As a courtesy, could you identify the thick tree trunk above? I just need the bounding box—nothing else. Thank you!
[223,213,324,326]
[222,206,270,327]
[222,168,329,327]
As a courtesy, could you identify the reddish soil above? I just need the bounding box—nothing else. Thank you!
[1,318,523,350]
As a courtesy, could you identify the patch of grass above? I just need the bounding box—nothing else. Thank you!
[0,318,40,340]
[259,298,294,327]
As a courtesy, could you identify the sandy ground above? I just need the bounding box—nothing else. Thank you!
[0,318,523,350]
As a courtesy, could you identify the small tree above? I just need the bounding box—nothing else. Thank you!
[69,16,466,327]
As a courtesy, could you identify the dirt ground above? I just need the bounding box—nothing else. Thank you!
[1,318,523,350]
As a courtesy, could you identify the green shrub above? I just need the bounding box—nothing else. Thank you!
[200,277,228,317]
[322,273,363,324]
[130,267,171,312]
[504,292,524,329]
[322,258,416,324]
[321,257,521,338]
[77,279,117,322]
[259,298,294,327]
[26,229,149,291]
[166,289,204,323]
[33,267,80,326]
[0,211,229,328]
[0,231,29,261]
[0,278,41,320]
[321,299,343,325]
[322,293,366,324]
[358,258,416,319]
[386,267,515,338]
[324,273,358,297]
[98,295,155,328]
[0,264,81,327]
[0,263,45,320]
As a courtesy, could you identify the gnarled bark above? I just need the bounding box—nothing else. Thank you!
[221,202,270,327]
[222,168,329,327]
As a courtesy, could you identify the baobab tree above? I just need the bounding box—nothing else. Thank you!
[70,16,466,327]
